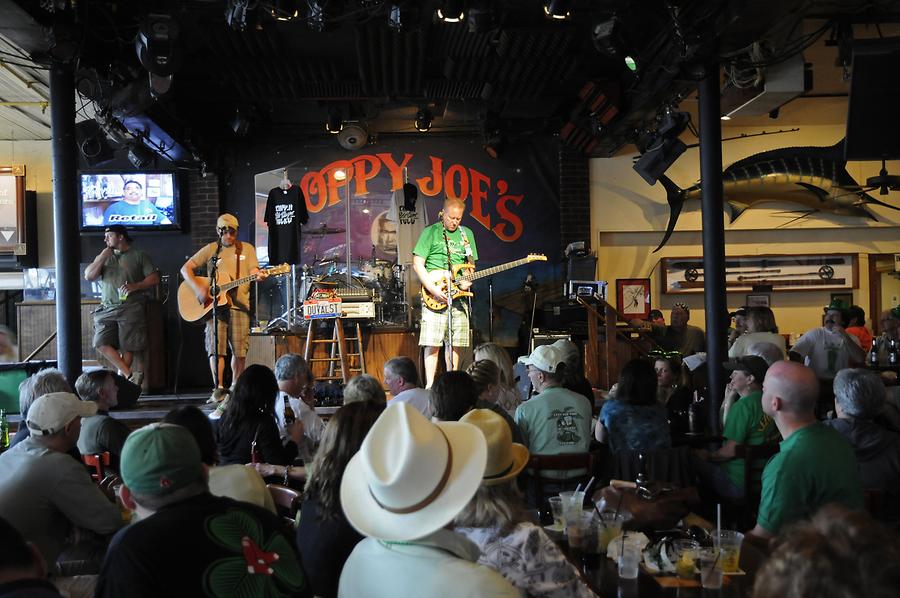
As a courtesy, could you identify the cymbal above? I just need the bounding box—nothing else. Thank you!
[306,224,346,237]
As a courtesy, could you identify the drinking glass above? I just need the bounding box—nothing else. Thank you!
[548,497,565,530]
[597,512,625,554]
[713,530,744,573]
[698,548,723,589]
[673,539,700,579]
[618,543,640,580]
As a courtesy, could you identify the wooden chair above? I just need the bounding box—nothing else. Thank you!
[726,443,780,529]
[611,445,695,488]
[525,452,595,509]
[267,483,302,529]
[82,452,111,482]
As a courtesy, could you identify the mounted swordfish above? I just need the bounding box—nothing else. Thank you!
[652,139,900,252]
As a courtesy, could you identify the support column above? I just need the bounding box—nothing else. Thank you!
[50,61,82,384]
[697,62,727,436]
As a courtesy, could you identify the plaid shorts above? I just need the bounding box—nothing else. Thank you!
[419,301,470,347]
[205,308,250,357]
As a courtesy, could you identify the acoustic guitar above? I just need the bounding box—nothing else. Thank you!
[420,254,547,312]
[178,264,290,322]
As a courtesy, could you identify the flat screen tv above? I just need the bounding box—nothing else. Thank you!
[79,171,181,231]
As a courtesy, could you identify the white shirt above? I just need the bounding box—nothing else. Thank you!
[391,387,432,419]
[339,529,519,598]
[791,327,861,380]
[274,390,325,461]
[728,331,787,359]
[386,187,429,266]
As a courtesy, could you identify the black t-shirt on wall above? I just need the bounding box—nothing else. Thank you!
[265,186,309,265]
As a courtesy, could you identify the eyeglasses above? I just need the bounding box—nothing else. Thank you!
[217,227,237,235]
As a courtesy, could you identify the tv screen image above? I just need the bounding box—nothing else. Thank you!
[79,171,179,230]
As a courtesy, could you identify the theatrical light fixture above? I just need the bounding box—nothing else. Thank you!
[388,3,420,31]
[414,107,433,132]
[135,14,182,99]
[467,0,495,33]
[308,0,327,31]
[271,0,299,20]
[543,0,572,20]
[325,108,343,134]
[126,142,155,169]
[436,0,464,23]
[225,0,250,30]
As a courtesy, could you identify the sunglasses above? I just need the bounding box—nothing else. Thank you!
[217,227,237,235]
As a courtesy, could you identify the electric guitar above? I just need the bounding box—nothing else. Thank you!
[178,264,291,322]
[420,254,548,312]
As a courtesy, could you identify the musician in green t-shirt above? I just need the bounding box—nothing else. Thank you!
[412,198,479,388]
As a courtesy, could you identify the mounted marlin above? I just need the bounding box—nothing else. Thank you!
[652,139,900,252]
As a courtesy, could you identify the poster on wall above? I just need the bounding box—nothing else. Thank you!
[253,137,561,346]
[0,165,25,252]
[661,254,858,294]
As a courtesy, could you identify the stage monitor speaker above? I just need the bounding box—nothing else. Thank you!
[845,37,900,161]
[567,254,597,281]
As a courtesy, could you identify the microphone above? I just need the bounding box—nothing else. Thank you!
[523,274,536,292]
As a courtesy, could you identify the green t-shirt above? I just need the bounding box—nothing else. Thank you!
[719,391,780,491]
[412,223,478,272]
[514,386,592,478]
[100,247,157,306]
[757,423,863,534]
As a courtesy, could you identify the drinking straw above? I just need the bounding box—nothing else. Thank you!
[575,483,582,494]
[583,476,596,497]
[613,491,625,519]
[716,504,722,548]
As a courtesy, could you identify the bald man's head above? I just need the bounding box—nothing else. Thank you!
[762,361,819,415]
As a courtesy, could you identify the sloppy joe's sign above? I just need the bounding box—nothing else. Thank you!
[299,153,525,243]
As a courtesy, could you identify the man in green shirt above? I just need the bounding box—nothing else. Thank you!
[694,355,779,498]
[747,361,863,544]
[412,198,478,388]
[84,225,159,387]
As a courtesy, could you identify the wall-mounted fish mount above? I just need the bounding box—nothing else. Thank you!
[653,140,900,252]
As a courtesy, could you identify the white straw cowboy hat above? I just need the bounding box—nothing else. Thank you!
[460,409,529,487]
[340,401,487,541]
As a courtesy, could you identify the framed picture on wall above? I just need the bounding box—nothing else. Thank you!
[746,294,770,308]
[616,278,651,319]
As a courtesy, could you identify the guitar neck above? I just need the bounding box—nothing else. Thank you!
[459,258,534,282]
[218,273,258,293]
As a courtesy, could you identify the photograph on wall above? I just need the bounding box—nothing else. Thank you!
[661,254,858,294]
[616,278,651,319]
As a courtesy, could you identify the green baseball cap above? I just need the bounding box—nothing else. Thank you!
[121,423,204,496]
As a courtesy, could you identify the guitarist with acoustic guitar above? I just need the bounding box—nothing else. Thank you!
[180,214,269,401]
[412,198,478,388]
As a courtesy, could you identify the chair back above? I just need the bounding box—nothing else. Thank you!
[733,443,779,507]
[82,452,111,482]
[526,452,594,509]
[267,483,302,528]
[612,445,694,488]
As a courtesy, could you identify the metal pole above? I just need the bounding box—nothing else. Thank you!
[345,168,352,286]
[49,60,82,384]
[697,61,727,437]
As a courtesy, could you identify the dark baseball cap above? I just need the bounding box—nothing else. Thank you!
[105,224,132,241]
[722,355,769,383]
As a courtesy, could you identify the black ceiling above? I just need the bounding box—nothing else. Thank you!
[5,0,899,168]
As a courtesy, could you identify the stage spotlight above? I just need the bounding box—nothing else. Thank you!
[308,0,328,31]
[126,142,155,169]
[388,3,420,31]
[225,0,250,30]
[271,0,299,20]
[436,0,464,23]
[135,14,181,98]
[414,108,433,132]
[325,108,343,134]
[543,0,572,20]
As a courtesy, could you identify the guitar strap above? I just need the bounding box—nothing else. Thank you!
[235,240,242,279]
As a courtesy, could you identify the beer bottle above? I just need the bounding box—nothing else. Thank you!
[283,396,296,426]
[0,409,9,450]
[869,338,880,367]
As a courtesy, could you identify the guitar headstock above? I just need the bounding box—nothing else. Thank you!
[526,254,548,262]
[268,264,292,276]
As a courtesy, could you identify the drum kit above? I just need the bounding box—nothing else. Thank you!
[263,224,411,331]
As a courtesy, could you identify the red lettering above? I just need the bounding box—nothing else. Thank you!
[301,171,328,213]
[376,152,413,190]
[468,168,491,230]
[417,156,444,196]
[350,155,381,196]
[444,164,469,203]
[494,193,524,242]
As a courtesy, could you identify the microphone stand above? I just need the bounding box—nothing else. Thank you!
[442,227,454,373]
[210,237,223,391]
[488,276,494,342]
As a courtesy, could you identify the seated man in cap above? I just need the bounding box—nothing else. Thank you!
[634,303,706,357]
[84,224,159,387]
[0,392,123,577]
[515,344,593,459]
[338,402,518,597]
[694,356,780,499]
[790,299,866,388]
[181,213,268,401]
[74,369,131,473]
[95,423,309,598]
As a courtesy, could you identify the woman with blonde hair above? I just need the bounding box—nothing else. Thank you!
[729,306,786,359]
[473,342,520,414]
[454,409,597,598]
[467,359,525,445]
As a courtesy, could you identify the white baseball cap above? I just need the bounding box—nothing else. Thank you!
[26,392,97,435]
[517,344,565,373]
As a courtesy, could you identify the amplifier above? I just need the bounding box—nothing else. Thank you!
[341,302,375,319]
[530,332,570,352]
[334,286,373,302]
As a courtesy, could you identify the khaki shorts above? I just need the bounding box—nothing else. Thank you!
[419,301,470,347]
[205,308,250,357]
[92,301,147,352]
